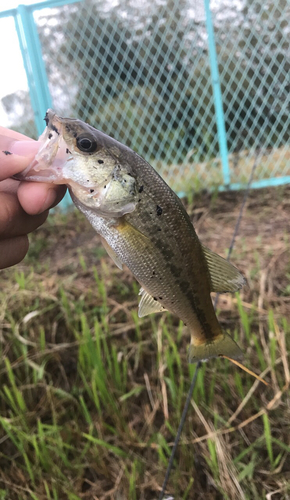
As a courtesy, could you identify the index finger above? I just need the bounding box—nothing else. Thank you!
[0,137,40,181]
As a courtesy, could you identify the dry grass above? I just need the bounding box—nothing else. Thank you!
[154,146,290,192]
[0,186,290,499]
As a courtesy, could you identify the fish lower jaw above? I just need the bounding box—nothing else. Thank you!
[13,166,64,183]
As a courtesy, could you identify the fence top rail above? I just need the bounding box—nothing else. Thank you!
[0,0,80,18]
[0,8,17,18]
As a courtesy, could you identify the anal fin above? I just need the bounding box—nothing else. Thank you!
[138,288,167,318]
[202,245,246,293]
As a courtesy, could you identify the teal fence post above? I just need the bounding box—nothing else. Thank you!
[10,0,82,211]
[204,0,230,187]
[14,4,52,135]
[12,0,82,137]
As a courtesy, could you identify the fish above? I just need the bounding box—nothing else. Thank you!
[15,109,246,363]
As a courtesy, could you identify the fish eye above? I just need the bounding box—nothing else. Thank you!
[76,135,97,153]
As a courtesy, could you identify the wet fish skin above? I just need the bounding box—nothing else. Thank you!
[17,110,245,362]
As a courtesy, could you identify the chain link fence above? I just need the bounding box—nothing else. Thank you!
[1,0,290,193]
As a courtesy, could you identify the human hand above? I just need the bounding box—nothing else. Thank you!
[0,126,66,269]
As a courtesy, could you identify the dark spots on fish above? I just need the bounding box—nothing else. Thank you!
[179,281,190,293]
[48,133,53,139]
[138,199,141,203]
[156,205,163,216]
[90,189,94,193]
[104,185,106,189]
[157,228,162,232]
[149,235,174,261]
[44,112,49,125]
[98,159,104,164]
[153,271,155,275]
[138,185,144,193]
[166,249,175,260]
[2,150,12,155]
[152,241,173,259]
[66,148,71,154]
[126,172,133,177]
[159,297,163,300]
[153,297,157,301]
[192,302,213,340]
[112,165,121,180]
[50,124,59,135]
[65,124,71,132]
[170,263,181,277]
[73,132,77,138]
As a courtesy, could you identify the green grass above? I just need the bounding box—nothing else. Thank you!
[0,188,290,499]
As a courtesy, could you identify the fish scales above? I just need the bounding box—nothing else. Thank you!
[15,110,246,362]
[73,151,220,344]
[121,158,220,340]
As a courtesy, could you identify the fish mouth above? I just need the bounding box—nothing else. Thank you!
[13,110,70,183]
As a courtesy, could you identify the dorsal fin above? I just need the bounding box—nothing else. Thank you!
[202,245,246,293]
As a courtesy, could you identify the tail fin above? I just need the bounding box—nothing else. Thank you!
[188,333,243,364]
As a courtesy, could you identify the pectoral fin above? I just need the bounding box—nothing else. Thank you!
[202,245,246,293]
[101,237,123,270]
[138,288,167,318]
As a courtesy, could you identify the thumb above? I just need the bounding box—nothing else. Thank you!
[0,138,39,181]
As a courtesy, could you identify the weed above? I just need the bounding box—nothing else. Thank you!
[0,187,290,499]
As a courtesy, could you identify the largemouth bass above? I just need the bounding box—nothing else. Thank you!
[16,110,246,362]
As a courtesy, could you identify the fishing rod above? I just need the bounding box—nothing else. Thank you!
[158,152,260,500]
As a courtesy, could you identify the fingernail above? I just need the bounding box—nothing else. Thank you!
[10,140,39,157]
